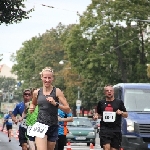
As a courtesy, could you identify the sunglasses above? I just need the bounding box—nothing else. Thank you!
[24,93,31,96]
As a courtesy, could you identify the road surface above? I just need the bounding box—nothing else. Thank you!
[0,131,21,150]
[0,119,102,150]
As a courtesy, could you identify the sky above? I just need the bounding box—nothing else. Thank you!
[0,0,91,67]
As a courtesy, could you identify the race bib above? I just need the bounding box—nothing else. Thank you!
[8,119,12,123]
[29,122,49,138]
[103,111,116,122]
[20,119,27,129]
[27,126,34,137]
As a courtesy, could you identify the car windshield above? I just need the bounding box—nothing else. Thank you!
[124,89,150,111]
[67,118,92,127]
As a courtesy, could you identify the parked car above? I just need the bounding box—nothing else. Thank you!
[90,120,97,128]
[66,117,96,146]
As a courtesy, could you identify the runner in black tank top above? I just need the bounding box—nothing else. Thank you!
[37,87,59,126]
[29,67,70,150]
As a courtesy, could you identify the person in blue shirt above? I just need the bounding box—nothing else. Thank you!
[12,89,32,150]
[54,109,73,150]
[1,112,8,132]
[4,111,13,142]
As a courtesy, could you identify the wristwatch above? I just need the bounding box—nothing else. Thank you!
[55,102,59,108]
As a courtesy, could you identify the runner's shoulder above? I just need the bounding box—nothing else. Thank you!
[114,98,122,104]
[98,99,106,104]
[16,102,23,107]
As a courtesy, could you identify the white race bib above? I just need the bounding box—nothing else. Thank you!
[8,119,12,123]
[27,126,34,137]
[29,122,49,138]
[20,119,27,129]
[103,111,116,122]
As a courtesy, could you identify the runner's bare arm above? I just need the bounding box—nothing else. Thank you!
[116,109,128,118]
[58,116,73,122]
[20,111,26,121]
[122,111,128,118]
[29,89,39,113]
[56,88,70,113]
[11,114,17,122]
[20,107,28,121]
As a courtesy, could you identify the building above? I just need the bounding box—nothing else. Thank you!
[0,64,17,79]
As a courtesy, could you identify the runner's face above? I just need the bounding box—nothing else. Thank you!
[23,92,31,103]
[41,71,54,88]
[104,86,114,98]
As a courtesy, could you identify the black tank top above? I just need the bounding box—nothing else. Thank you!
[37,87,59,126]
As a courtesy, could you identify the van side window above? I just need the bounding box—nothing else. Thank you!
[114,87,122,100]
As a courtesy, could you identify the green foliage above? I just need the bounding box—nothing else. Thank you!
[0,0,34,25]
[11,23,79,106]
[0,76,16,91]
[64,0,150,108]
[10,0,150,110]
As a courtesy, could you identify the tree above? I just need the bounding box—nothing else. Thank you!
[64,0,150,107]
[11,23,80,107]
[11,35,42,88]
[0,0,34,25]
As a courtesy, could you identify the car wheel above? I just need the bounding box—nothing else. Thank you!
[92,143,95,146]
[87,143,90,146]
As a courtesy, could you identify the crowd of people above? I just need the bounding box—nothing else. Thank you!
[0,67,128,150]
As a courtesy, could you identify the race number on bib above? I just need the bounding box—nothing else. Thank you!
[21,119,27,129]
[8,119,12,123]
[29,122,49,138]
[27,126,34,137]
[103,111,116,122]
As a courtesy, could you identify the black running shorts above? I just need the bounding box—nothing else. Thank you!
[100,129,122,149]
[19,126,28,147]
[6,125,12,130]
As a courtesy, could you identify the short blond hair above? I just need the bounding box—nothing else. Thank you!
[104,85,113,91]
[39,67,54,76]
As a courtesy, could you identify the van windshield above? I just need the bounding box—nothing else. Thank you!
[124,89,150,111]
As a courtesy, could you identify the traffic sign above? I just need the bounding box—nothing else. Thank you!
[76,106,80,109]
[76,100,81,106]
[76,109,80,113]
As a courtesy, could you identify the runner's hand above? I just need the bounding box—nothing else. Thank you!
[116,109,123,115]
[14,119,19,125]
[58,116,63,121]
[46,97,56,106]
[93,113,98,120]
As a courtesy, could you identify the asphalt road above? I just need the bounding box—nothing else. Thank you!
[0,119,102,150]
[64,143,102,150]
[0,131,21,150]
[63,131,102,150]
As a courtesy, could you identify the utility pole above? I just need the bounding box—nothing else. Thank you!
[139,22,145,64]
